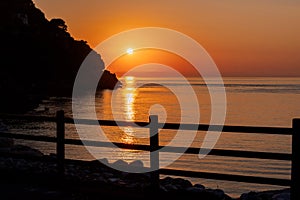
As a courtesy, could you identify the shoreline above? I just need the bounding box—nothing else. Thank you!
[0,141,290,200]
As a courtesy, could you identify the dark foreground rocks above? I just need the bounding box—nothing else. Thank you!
[0,155,233,200]
[240,189,290,200]
[0,143,290,200]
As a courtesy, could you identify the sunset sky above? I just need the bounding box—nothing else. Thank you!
[33,0,300,77]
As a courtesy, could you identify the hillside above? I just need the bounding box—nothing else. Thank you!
[0,0,119,113]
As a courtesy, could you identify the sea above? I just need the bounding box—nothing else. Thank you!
[7,77,300,197]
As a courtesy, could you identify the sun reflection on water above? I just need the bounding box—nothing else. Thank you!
[121,127,135,144]
[125,93,135,121]
[121,76,137,144]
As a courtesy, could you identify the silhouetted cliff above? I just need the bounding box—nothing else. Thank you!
[0,0,119,113]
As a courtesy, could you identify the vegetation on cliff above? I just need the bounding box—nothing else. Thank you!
[0,0,119,113]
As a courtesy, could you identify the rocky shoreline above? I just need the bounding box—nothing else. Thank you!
[0,138,290,200]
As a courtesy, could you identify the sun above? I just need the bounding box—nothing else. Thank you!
[126,48,134,55]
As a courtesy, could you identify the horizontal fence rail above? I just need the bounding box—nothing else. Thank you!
[0,132,292,161]
[0,111,298,200]
[0,114,292,134]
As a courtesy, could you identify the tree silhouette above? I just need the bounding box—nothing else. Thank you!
[0,0,119,113]
[50,18,67,31]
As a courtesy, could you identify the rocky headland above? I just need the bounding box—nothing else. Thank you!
[0,0,120,113]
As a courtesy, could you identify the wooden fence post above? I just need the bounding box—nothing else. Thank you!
[149,115,159,191]
[56,110,65,176]
[292,119,300,200]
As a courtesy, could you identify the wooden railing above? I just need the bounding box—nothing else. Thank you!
[0,110,299,200]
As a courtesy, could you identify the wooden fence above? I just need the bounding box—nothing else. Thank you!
[0,110,299,199]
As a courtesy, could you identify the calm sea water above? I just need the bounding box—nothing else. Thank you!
[9,77,300,197]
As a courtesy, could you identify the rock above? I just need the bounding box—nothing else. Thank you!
[103,172,114,178]
[240,191,263,200]
[160,177,192,191]
[172,178,193,190]
[126,182,141,189]
[0,137,14,148]
[49,153,57,159]
[211,189,225,199]
[98,158,109,165]
[0,147,11,154]
[164,184,178,191]
[121,171,150,184]
[110,159,130,171]
[0,120,8,131]
[94,176,107,183]
[129,160,144,168]
[108,178,119,183]
[112,159,128,166]
[91,172,101,177]
[199,189,230,200]
[185,186,204,193]
[194,183,205,189]
[10,145,43,157]
[159,185,168,192]
[89,158,108,167]
[160,177,174,185]
[272,192,290,200]
[241,189,290,200]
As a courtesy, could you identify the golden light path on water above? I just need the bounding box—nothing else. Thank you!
[120,76,137,145]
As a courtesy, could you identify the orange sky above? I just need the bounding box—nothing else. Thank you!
[33,0,300,77]
[107,49,200,77]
